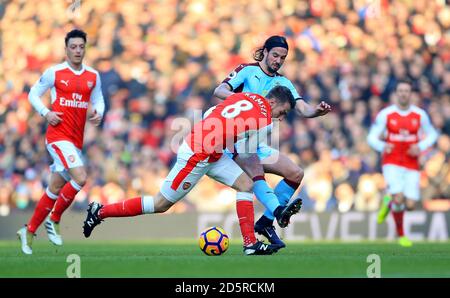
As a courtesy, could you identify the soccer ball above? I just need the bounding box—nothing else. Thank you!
[199,226,229,256]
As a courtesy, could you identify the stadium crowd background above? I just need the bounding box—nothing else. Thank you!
[0,0,449,217]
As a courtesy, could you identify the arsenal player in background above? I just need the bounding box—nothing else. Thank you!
[17,29,105,254]
[367,79,438,247]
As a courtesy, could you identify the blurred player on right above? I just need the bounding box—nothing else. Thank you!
[367,79,438,247]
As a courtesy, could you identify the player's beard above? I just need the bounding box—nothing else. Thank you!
[397,95,410,109]
[267,66,277,74]
[264,57,280,74]
[267,62,281,74]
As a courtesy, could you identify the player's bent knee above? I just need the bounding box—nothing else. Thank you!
[406,200,416,211]
[153,194,174,213]
[48,185,62,195]
[71,172,88,187]
[285,166,304,183]
[392,193,405,203]
[232,173,253,193]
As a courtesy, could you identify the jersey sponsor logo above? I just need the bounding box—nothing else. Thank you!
[72,93,83,101]
[389,133,418,142]
[60,79,69,86]
[59,93,88,109]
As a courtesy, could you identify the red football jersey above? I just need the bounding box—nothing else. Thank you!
[368,104,438,170]
[29,62,105,149]
[187,92,272,162]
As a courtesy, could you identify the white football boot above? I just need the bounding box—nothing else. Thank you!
[17,226,34,255]
[44,216,63,246]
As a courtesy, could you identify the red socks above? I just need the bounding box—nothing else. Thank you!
[99,197,143,219]
[392,211,405,236]
[27,190,57,234]
[390,200,405,237]
[236,200,257,246]
[50,181,81,222]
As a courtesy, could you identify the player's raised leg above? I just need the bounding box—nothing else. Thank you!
[84,143,207,237]
[254,152,303,245]
[230,153,298,252]
[207,154,282,255]
[377,194,392,224]
[83,194,172,237]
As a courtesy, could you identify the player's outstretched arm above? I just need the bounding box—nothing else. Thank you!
[295,99,331,118]
[213,83,234,100]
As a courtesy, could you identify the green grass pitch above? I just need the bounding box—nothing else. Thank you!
[1,240,450,277]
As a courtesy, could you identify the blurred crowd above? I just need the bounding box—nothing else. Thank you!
[1,0,449,216]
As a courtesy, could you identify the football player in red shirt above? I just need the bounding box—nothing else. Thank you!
[18,29,105,254]
[83,86,302,255]
[368,79,438,247]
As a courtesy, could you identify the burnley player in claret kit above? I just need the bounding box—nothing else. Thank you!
[367,79,438,247]
[83,86,303,255]
[213,35,331,249]
[17,29,105,254]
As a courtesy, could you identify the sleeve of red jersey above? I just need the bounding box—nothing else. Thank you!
[418,110,438,151]
[28,67,55,117]
[90,72,105,117]
[367,109,387,153]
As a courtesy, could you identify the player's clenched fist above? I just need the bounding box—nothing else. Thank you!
[45,111,63,126]
[89,111,102,126]
[315,101,331,116]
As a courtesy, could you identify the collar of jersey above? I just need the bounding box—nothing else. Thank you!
[64,61,85,75]
[257,62,279,77]
[394,104,413,115]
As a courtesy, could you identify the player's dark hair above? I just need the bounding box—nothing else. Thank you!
[253,36,289,62]
[266,85,296,109]
[65,29,87,46]
[395,78,412,89]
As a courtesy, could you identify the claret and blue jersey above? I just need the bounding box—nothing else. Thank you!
[223,62,302,101]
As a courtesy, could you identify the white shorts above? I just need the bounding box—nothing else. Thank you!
[382,164,420,201]
[46,140,85,181]
[160,141,244,203]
